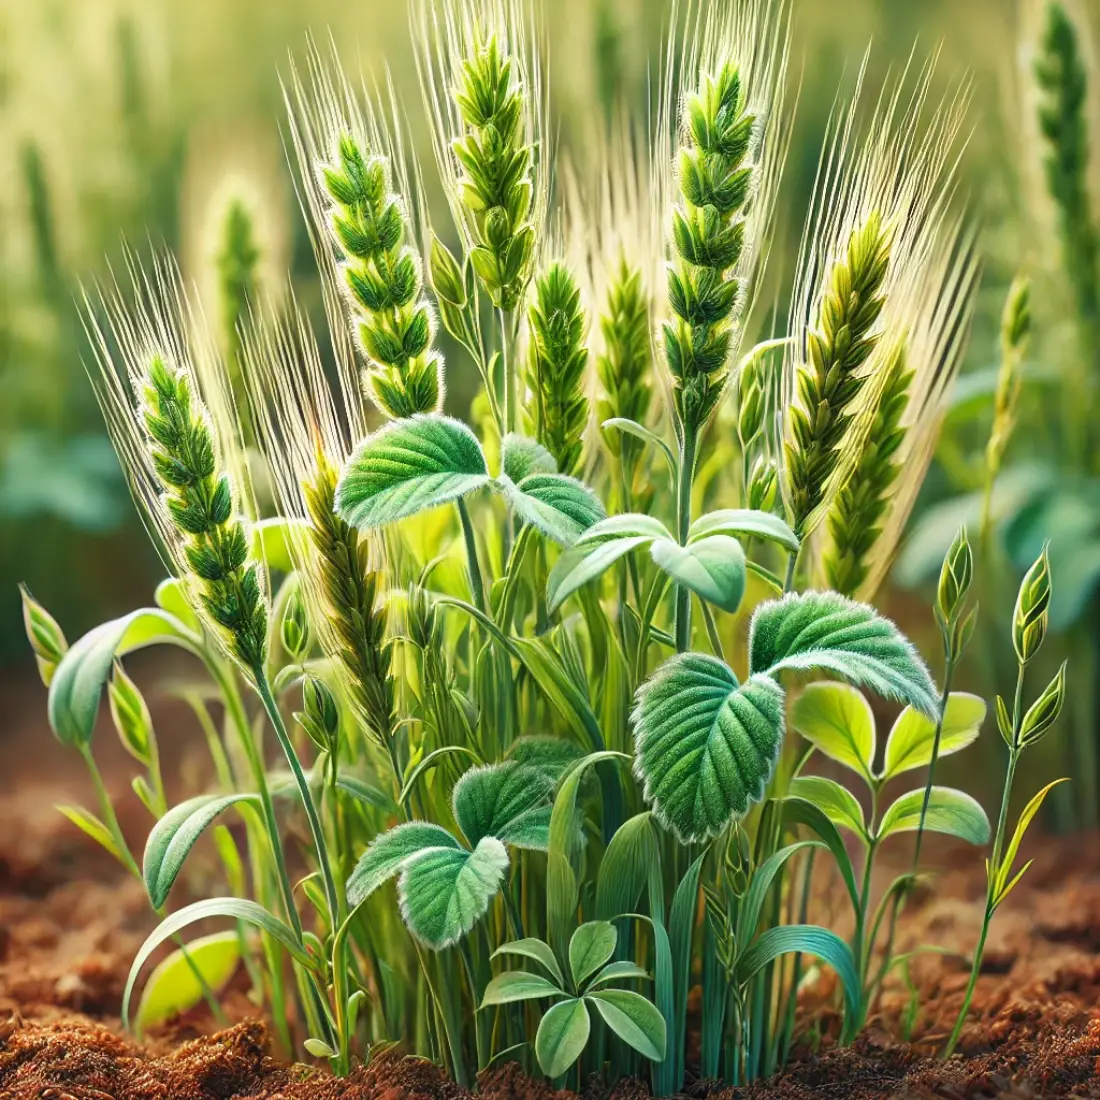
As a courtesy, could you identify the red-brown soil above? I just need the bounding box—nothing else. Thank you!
[2,662,1099,1098]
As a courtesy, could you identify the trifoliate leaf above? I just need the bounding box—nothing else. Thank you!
[650,534,746,613]
[632,653,785,842]
[789,682,876,782]
[452,762,554,851]
[336,415,490,528]
[346,822,462,908]
[749,592,937,716]
[882,692,986,780]
[877,787,990,845]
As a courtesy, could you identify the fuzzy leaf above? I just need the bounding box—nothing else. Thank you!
[569,922,618,988]
[491,938,565,987]
[650,535,746,613]
[586,990,666,1062]
[788,777,866,838]
[501,473,606,547]
[632,653,785,842]
[749,592,937,716]
[688,509,800,553]
[481,970,564,1005]
[877,787,990,845]
[452,762,554,850]
[536,998,591,1078]
[346,822,462,908]
[789,682,876,781]
[135,931,240,1035]
[501,433,558,481]
[336,415,490,528]
[144,793,259,909]
[882,693,987,780]
[398,836,509,948]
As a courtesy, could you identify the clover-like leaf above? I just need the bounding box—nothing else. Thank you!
[788,776,867,838]
[500,473,606,547]
[501,433,558,481]
[336,415,490,528]
[632,653,785,842]
[398,836,510,948]
[877,787,990,845]
[789,682,876,782]
[650,534,746,613]
[536,997,591,1078]
[452,762,554,851]
[882,692,986,781]
[346,822,462,908]
[749,592,937,716]
[569,921,618,988]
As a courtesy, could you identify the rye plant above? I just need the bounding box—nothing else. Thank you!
[20,0,1068,1090]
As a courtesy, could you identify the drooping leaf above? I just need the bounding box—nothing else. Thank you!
[601,418,677,474]
[749,592,938,716]
[452,762,553,850]
[877,787,990,845]
[398,836,510,948]
[739,840,827,945]
[535,997,591,1078]
[788,777,867,838]
[346,822,462,908]
[135,931,240,1034]
[789,682,877,782]
[501,433,557,481]
[501,473,606,547]
[688,508,800,553]
[650,535,746,613]
[335,415,490,528]
[335,774,398,813]
[481,969,564,1005]
[586,989,666,1061]
[491,938,565,987]
[569,922,618,988]
[881,692,986,780]
[144,793,260,909]
[55,804,124,861]
[589,961,652,987]
[781,797,861,916]
[632,653,785,842]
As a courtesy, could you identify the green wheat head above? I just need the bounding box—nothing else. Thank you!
[597,258,653,456]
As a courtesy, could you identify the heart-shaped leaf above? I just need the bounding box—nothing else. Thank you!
[632,653,785,842]
[881,692,986,780]
[452,762,554,850]
[877,786,990,845]
[135,930,240,1035]
[536,997,591,1077]
[144,793,260,909]
[788,776,867,838]
[650,534,746,613]
[346,821,462,908]
[586,989,666,1062]
[481,969,564,1005]
[569,921,618,988]
[688,509,800,553]
[501,473,606,547]
[398,835,510,948]
[749,592,937,716]
[336,415,490,528]
[789,682,876,782]
[501,433,558,481]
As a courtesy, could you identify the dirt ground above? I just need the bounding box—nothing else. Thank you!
[1,660,1099,1099]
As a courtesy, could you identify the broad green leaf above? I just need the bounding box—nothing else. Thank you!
[452,762,553,850]
[250,516,309,573]
[144,793,260,909]
[749,592,938,716]
[737,925,860,1018]
[688,509,800,553]
[48,608,199,748]
[788,777,867,838]
[500,473,606,547]
[882,692,987,780]
[586,989,666,1062]
[135,931,240,1034]
[55,804,123,861]
[789,682,877,781]
[548,537,655,612]
[589,961,651,987]
[154,578,200,632]
[633,653,785,842]
[650,535,746,613]
[398,836,509,949]
[994,778,1069,903]
[877,787,990,845]
[481,969,564,1006]
[569,922,617,988]
[501,433,557,481]
[491,938,565,986]
[535,997,591,1078]
[595,811,659,920]
[123,898,311,1030]
[335,415,490,528]
[346,822,462,908]
[576,513,673,545]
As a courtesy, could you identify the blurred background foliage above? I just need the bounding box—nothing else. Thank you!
[3,0,1097,819]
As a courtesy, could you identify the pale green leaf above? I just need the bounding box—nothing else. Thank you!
[882,692,987,780]
[481,970,564,1006]
[500,473,606,547]
[398,836,509,949]
[304,1038,338,1059]
[346,822,462,908]
[688,509,800,553]
[535,997,591,1077]
[452,762,553,850]
[995,778,1068,902]
[586,989,666,1061]
[154,578,200,632]
[650,534,746,613]
[878,787,991,845]
[589,961,651,987]
[633,653,785,842]
[788,777,867,837]
[576,513,673,545]
[135,931,240,1035]
[501,433,557,481]
[569,921,618,988]
[55,804,123,861]
[547,537,655,612]
[749,592,937,716]
[491,938,565,986]
[250,516,309,573]
[335,415,489,528]
[789,682,876,780]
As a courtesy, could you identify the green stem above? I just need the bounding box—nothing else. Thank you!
[79,744,141,880]
[699,598,725,662]
[674,424,699,652]
[457,498,486,613]
[913,660,957,869]
[783,550,797,594]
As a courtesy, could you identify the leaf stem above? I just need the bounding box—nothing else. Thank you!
[457,498,487,613]
[674,424,699,652]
